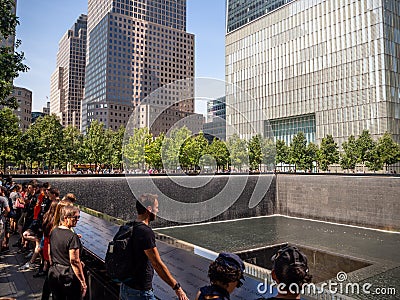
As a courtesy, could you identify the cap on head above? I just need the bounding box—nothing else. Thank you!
[216,252,245,281]
[271,245,308,271]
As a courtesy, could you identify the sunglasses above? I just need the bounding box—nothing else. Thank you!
[69,215,80,220]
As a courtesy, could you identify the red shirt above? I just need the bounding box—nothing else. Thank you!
[33,192,44,220]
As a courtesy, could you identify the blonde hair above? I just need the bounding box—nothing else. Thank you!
[59,206,80,225]
[61,193,77,203]
[53,199,74,227]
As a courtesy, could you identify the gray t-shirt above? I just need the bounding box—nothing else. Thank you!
[0,196,9,222]
[9,191,20,207]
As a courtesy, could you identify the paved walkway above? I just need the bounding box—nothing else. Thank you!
[0,234,45,300]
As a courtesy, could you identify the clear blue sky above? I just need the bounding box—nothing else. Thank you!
[14,0,226,112]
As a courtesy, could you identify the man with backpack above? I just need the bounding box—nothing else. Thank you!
[116,193,188,300]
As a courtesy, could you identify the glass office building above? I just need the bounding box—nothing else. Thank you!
[82,0,194,132]
[203,96,227,141]
[226,0,400,145]
[227,0,294,33]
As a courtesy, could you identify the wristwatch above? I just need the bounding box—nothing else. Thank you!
[173,282,181,290]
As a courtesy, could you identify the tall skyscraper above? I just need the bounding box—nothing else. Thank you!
[203,96,226,141]
[50,14,87,128]
[82,0,195,133]
[10,86,32,131]
[226,0,400,145]
[226,0,293,33]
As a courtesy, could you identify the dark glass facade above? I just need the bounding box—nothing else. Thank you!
[226,0,294,33]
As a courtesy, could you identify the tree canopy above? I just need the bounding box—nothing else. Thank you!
[0,0,29,108]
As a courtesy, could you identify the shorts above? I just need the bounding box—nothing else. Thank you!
[23,228,42,241]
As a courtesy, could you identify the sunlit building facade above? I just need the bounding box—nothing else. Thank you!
[10,86,32,131]
[82,0,195,133]
[226,0,400,145]
[50,14,87,128]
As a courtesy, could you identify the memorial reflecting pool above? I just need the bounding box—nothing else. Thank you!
[156,215,400,300]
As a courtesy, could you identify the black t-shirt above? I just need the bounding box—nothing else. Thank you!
[38,197,51,222]
[50,227,82,266]
[198,285,230,300]
[126,221,156,290]
[23,193,37,228]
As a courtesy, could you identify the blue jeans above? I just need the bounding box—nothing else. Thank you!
[119,283,156,300]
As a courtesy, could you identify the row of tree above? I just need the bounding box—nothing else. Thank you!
[275,130,400,172]
[1,107,400,174]
[0,109,124,173]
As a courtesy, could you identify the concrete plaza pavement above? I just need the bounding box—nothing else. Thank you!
[0,234,44,300]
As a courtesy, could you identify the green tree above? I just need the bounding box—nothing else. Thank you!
[0,107,21,172]
[289,132,308,172]
[161,126,192,171]
[364,144,383,172]
[0,0,29,108]
[145,133,165,170]
[206,138,229,172]
[102,128,116,171]
[123,127,152,170]
[376,132,400,170]
[275,139,289,166]
[226,134,248,171]
[318,135,339,171]
[248,134,262,171]
[305,142,319,172]
[340,135,358,171]
[21,125,40,173]
[111,125,125,171]
[26,114,64,171]
[260,137,276,171]
[82,120,107,171]
[62,125,83,172]
[179,132,208,171]
[356,130,375,170]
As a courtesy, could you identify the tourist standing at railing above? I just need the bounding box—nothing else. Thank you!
[0,186,10,253]
[19,183,47,270]
[48,205,87,300]
[195,252,245,300]
[9,184,23,234]
[119,193,189,300]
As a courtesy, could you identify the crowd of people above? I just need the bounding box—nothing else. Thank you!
[0,175,86,300]
[1,176,312,300]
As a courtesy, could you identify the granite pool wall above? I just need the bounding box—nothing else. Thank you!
[13,173,400,231]
[14,174,276,228]
[276,174,400,231]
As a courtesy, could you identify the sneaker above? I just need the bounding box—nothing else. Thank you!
[25,251,33,259]
[18,262,33,271]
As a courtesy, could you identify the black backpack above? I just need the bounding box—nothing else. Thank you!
[105,221,142,282]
